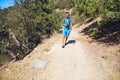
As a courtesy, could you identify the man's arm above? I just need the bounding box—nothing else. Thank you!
[70,24,72,29]
[61,23,67,27]
[70,19,72,31]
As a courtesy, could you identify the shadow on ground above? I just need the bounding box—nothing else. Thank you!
[66,40,76,46]
[80,19,120,45]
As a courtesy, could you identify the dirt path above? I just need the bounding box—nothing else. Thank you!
[41,28,110,80]
[0,24,119,80]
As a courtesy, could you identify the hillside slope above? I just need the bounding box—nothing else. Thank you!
[0,21,120,80]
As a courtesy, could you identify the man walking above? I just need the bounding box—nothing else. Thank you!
[61,12,72,48]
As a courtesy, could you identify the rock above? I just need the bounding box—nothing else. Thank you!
[30,59,48,70]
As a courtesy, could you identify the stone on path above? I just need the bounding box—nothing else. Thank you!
[30,59,48,70]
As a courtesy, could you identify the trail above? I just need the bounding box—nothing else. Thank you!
[41,28,109,80]
[0,23,118,80]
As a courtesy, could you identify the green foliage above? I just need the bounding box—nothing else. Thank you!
[106,12,120,20]
[0,0,64,65]
[75,0,105,18]
[91,21,104,38]
[75,0,120,39]
[71,13,84,24]
[74,0,120,18]
[0,52,12,66]
[55,0,75,10]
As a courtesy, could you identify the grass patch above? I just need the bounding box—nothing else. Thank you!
[0,71,4,80]
[43,48,50,52]
[101,55,108,60]
[116,45,120,52]
[0,54,12,67]
[71,14,85,25]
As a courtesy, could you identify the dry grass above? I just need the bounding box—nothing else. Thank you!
[101,55,108,60]
[116,45,120,52]
[43,48,50,52]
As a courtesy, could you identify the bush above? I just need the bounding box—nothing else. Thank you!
[75,0,120,40]
[55,0,75,10]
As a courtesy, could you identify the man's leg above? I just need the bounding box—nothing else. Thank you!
[62,36,66,48]
[65,37,68,44]
[62,29,70,48]
[62,36,66,45]
[62,36,68,47]
[65,30,70,44]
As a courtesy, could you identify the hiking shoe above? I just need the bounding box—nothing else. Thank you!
[65,42,67,45]
[62,45,65,48]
